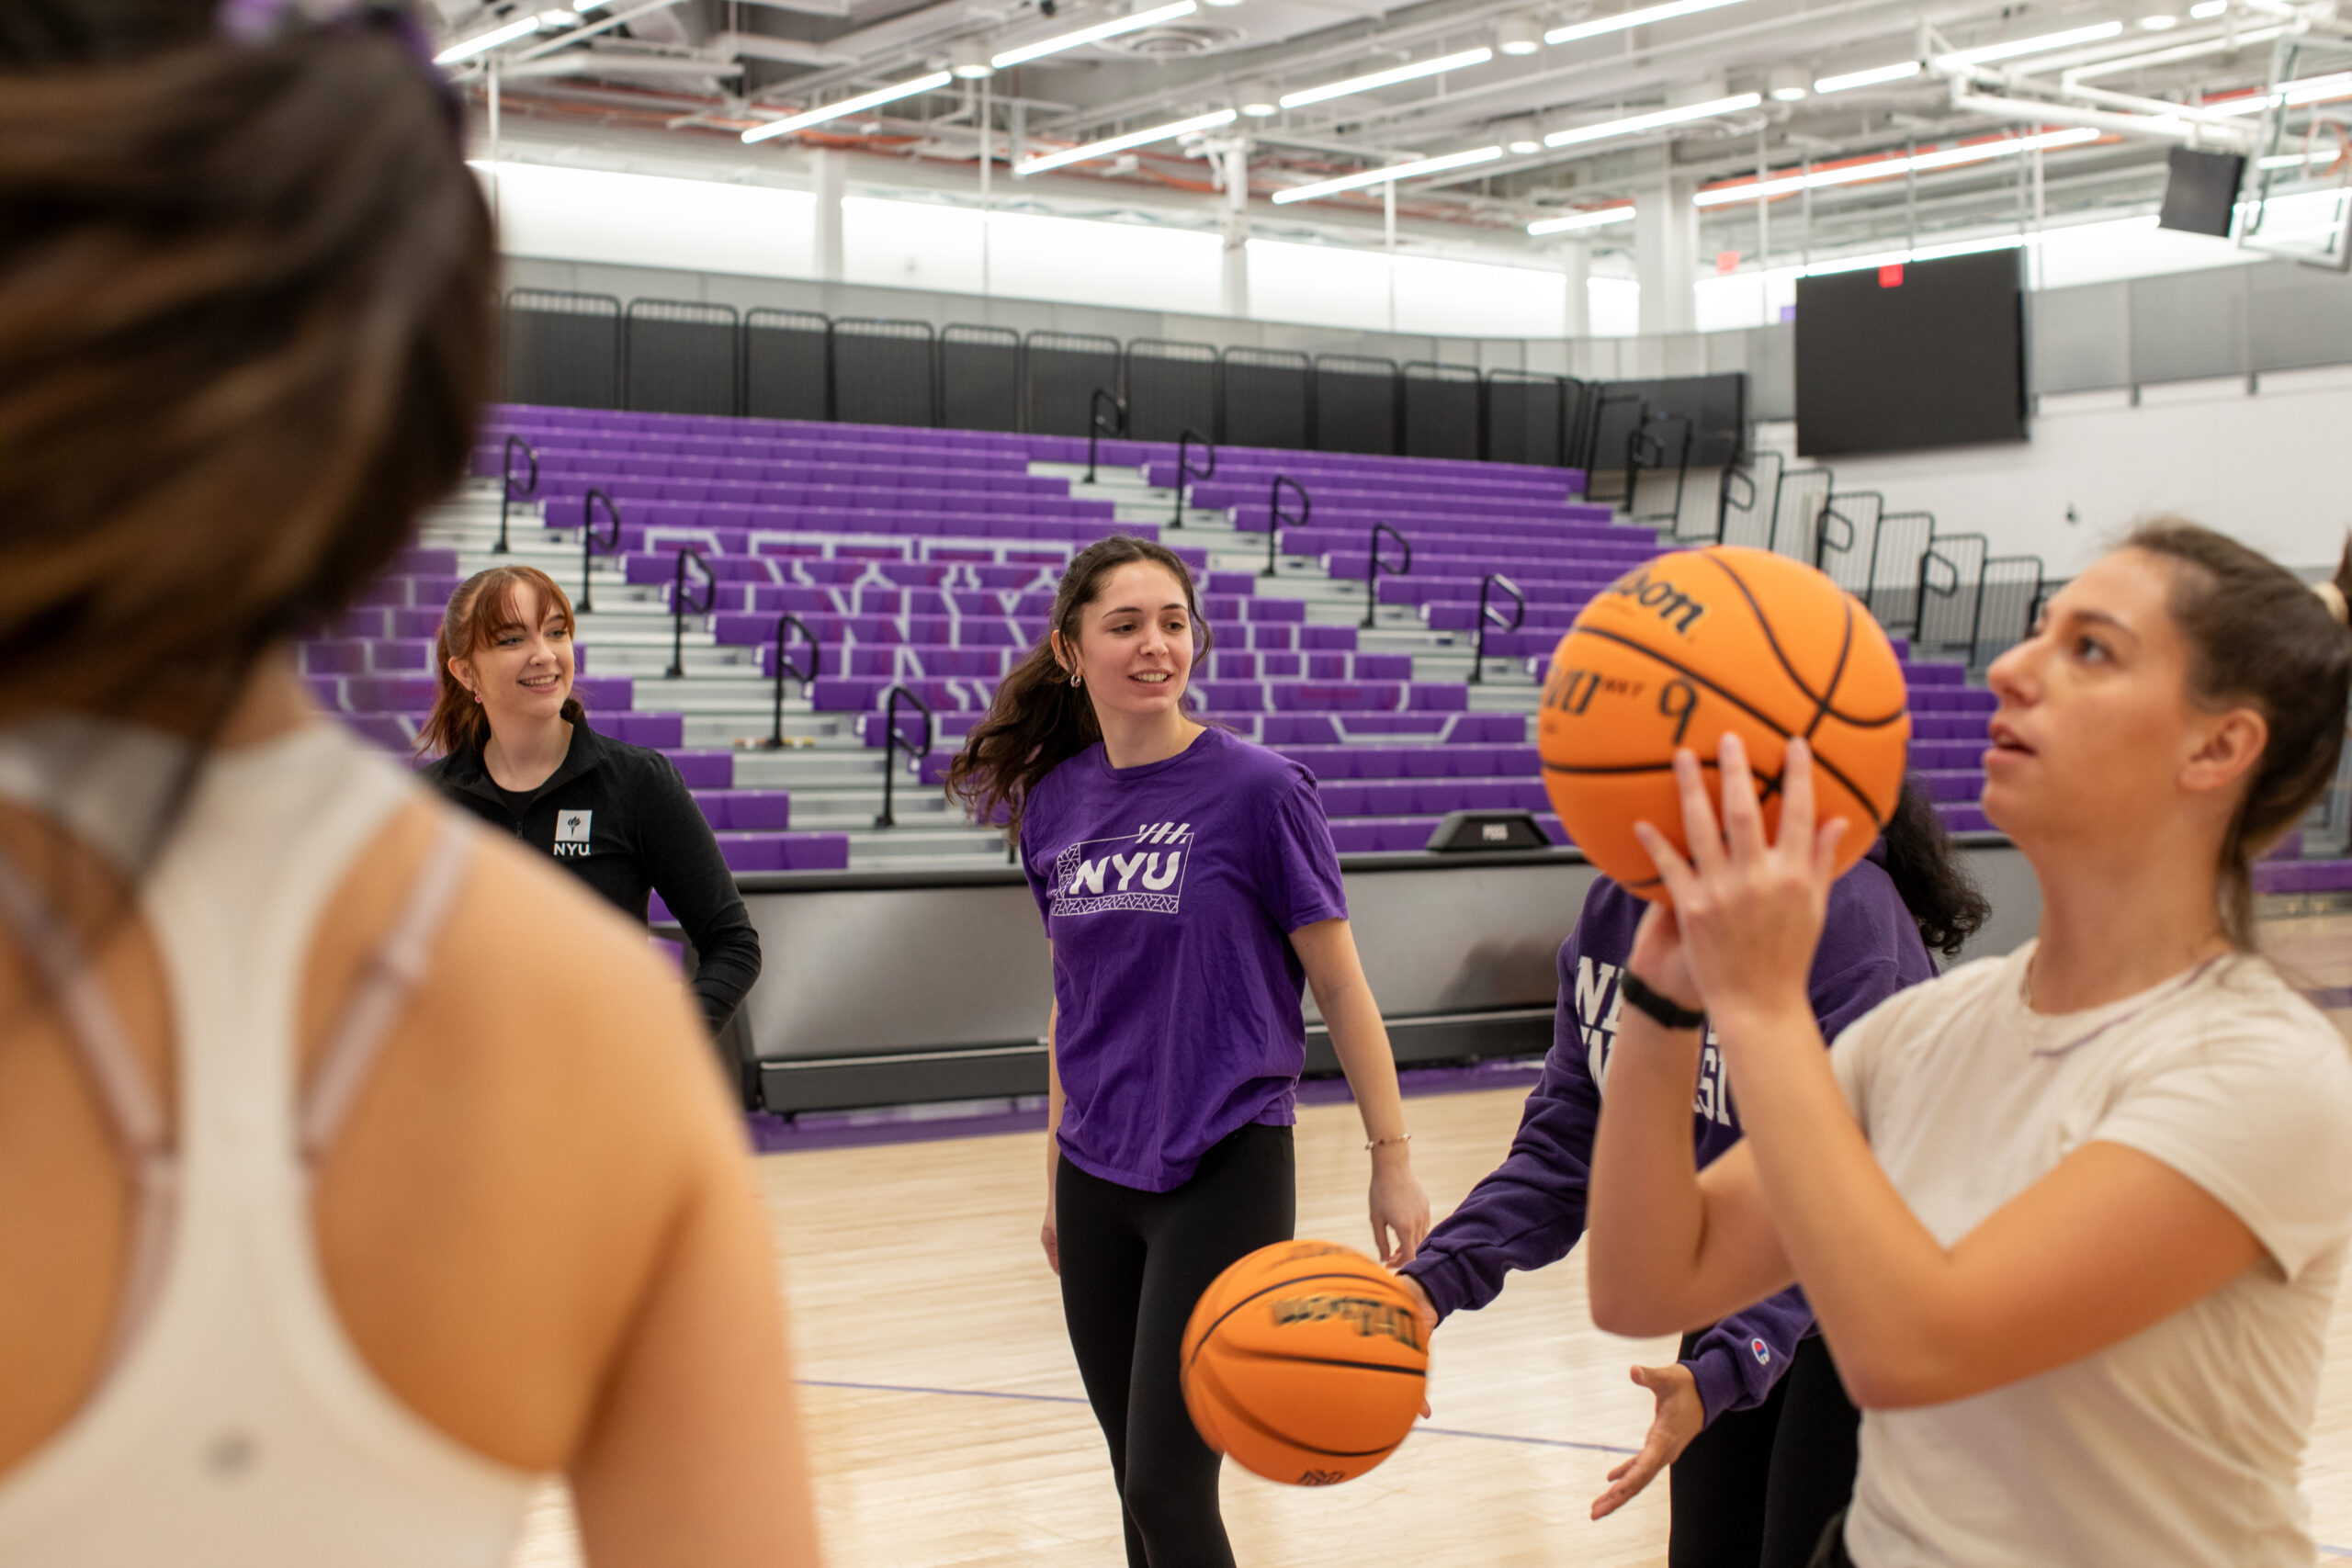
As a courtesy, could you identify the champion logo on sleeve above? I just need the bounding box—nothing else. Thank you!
[1750,1337,1771,1366]
[553,808,593,858]
[1052,823,1193,915]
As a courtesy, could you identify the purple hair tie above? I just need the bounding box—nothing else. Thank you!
[216,0,460,127]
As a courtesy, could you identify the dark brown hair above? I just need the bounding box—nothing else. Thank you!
[1882,773,1991,958]
[2128,519,2352,945]
[945,536,1212,839]
[420,566,585,759]
[0,0,494,722]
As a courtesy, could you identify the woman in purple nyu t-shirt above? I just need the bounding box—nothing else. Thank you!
[1398,782,1984,1568]
[947,536,1431,1568]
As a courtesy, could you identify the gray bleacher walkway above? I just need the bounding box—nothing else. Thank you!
[413,464,1544,873]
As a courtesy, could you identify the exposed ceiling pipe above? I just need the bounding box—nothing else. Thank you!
[715,29,852,66]
[2052,77,2255,126]
[1949,86,2252,148]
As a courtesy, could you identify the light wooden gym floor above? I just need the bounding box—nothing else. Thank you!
[507,1066,2352,1568]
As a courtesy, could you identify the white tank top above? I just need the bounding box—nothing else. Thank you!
[0,716,537,1568]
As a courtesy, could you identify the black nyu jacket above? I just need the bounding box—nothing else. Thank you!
[421,719,762,1036]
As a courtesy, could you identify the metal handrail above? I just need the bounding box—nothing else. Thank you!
[1579,389,1645,502]
[752,613,819,750]
[1170,427,1215,528]
[1085,387,1127,484]
[665,547,715,680]
[1715,465,1757,542]
[1360,522,1412,631]
[1632,412,1695,532]
[872,684,936,829]
[1469,572,1525,685]
[1261,474,1310,579]
[578,489,622,613]
[495,434,537,555]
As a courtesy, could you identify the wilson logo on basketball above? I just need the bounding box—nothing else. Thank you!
[1605,564,1710,636]
[1267,1293,1423,1351]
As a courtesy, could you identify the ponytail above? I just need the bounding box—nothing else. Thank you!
[946,536,1212,840]
[2127,522,2352,946]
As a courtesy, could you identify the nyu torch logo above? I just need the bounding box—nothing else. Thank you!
[1053,822,1193,916]
[552,808,594,859]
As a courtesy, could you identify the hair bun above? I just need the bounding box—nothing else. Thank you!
[2316,580,2349,626]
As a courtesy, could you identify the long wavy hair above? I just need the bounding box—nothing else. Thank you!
[945,536,1212,840]
[1882,774,1991,958]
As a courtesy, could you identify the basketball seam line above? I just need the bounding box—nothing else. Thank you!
[1690,552,1905,731]
[1213,1346,1427,1378]
[1558,625,1892,829]
[1189,1357,1407,1461]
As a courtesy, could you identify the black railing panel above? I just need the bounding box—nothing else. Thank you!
[1769,466,1835,562]
[1126,340,1219,443]
[504,288,622,410]
[1484,370,1569,468]
[1630,412,1695,531]
[1869,512,1937,634]
[1578,389,1646,505]
[1917,533,1990,658]
[940,323,1021,433]
[1718,451,1781,550]
[624,299,739,417]
[1815,491,1883,599]
[1314,355,1401,456]
[831,318,938,428]
[1401,362,1481,461]
[1024,331,1123,436]
[743,308,830,423]
[1973,556,2045,668]
[1222,346,1310,450]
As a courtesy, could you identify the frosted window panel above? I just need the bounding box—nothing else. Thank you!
[1695,273,1769,333]
[480,162,813,277]
[983,211,1224,313]
[1589,277,1640,337]
[1248,240,1396,330]
[1390,254,1568,337]
[843,197,987,293]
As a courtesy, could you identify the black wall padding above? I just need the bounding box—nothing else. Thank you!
[1125,340,1219,443]
[504,288,622,410]
[1221,347,1309,450]
[831,319,937,428]
[744,309,830,423]
[1312,355,1399,456]
[1484,372,1568,467]
[1601,373,1747,465]
[1401,362,1481,461]
[940,324,1021,432]
[624,299,739,416]
[1023,331,1123,436]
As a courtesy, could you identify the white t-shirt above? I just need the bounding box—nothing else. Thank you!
[1831,940,2352,1568]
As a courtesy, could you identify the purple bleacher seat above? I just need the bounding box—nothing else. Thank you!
[599,711,685,749]
[573,675,633,710]
[2254,859,2352,895]
[717,832,853,874]
[694,790,791,830]
[663,750,735,789]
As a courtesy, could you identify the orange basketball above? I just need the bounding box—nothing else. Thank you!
[1539,546,1909,903]
[1180,1240,1426,1487]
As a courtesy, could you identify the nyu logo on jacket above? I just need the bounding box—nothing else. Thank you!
[1575,955,1735,1128]
[552,808,593,858]
[1053,822,1193,916]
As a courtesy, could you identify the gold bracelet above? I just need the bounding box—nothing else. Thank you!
[1364,1132,1413,1152]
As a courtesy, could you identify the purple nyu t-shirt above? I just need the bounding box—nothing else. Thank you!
[1022,726,1349,1193]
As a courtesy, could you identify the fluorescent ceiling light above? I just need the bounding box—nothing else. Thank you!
[1544,92,1761,149]
[435,14,541,62]
[1015,107,1237,175]
[1815,60,1921,93]
[991,1,1198,70]
[1235,78,1279,116]
[1528,205,1636,233]
[573,0,615,11]
[2204,69,2352,113]
[1545,0,1747,46]
[2189,0,2225,14]
[1693,126,2099,205]
[1497,14,1544,54]
[1936,20,2126,67]
[1278,48,1494,110]
[1270,144,1504,204]
[741,71,952,142]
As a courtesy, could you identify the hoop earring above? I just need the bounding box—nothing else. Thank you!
[1070,671,1083,688]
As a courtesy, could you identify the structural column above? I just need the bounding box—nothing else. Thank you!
[1557,242,1590,339]
[1211,139,1250,320]
[811,148,845,285]
[1634,176,1698,337]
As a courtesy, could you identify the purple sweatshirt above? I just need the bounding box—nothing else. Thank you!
[1400,843,1937,1425]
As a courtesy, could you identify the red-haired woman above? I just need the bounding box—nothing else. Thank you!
[0,5,818,1565]
[948,534,1430,1568]
[417,565,762,1055]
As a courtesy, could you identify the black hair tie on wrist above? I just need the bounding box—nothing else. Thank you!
[1621,971,1707,1032]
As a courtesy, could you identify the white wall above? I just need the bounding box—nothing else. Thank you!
[1755,365,2352,578]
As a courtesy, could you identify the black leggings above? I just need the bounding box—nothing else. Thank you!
[1668,1330,1861,1568]
[1056,1122,1296,1568]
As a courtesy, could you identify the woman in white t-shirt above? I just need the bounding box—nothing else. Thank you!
[1582,520,2352,1568]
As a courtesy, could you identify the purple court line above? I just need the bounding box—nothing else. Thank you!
[796,1378,1636,1456]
